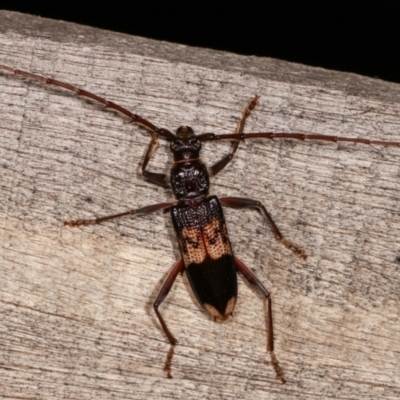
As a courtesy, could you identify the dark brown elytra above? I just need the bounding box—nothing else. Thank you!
[1,64,400,383]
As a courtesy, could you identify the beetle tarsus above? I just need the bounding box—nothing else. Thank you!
[164,344,175,379]
[279,237,307,260]
[270,351,286,384]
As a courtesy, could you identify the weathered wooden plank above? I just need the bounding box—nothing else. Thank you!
[0,10,399,400]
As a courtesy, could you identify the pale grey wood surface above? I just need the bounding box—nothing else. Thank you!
[0,10,399,400]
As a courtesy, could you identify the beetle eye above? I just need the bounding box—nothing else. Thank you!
[189,138,200,147]
[171,139,183,150]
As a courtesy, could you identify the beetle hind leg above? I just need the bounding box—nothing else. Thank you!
[153,260,184,378]
[234,257,286,384]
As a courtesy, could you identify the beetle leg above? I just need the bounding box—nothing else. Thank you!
[141,137,170,187]
[220,197,306,259]
[209,96,259,177]
[154,259,185,378]
[234,257,286,384]
[64,202,175,227]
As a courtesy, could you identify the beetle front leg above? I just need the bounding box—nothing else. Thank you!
[153,259,185,378]
[141,137,170,187]
[220,197,306,259]
[234,257,286,384]
[208,96,259,177]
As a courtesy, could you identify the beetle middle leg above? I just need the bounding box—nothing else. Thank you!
[64,202,175,227]
[234,257,286,384]
[220,197,306,259]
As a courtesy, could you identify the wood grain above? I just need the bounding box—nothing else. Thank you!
[0,10,399,400]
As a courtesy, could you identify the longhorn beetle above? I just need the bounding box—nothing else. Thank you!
[1,64,399,383]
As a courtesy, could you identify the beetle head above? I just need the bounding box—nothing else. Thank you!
[171,126,201,161]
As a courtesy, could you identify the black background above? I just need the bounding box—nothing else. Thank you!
[2,1,400,84]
